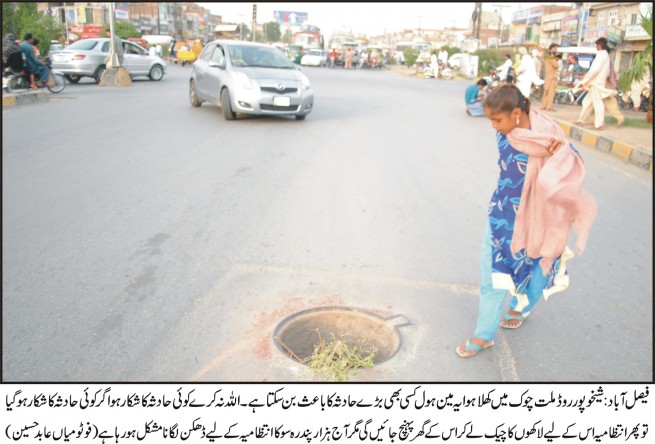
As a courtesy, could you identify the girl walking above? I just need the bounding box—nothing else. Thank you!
[457,84,597,358]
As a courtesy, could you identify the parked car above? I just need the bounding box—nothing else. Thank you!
[447,53,468,69]
[301,49,328,67]
[49,41,64,53]
[189,40,314,121]
[50,37,167,83]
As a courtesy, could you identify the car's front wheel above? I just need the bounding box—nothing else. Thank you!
[221,89,236,120]
[189,80,202,107]
[149,64,164,81]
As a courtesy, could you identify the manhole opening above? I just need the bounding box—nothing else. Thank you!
[273,307,405,365]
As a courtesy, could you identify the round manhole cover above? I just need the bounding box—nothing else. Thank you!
[272,306,410,365]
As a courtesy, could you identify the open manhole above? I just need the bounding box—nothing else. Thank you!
[273,306,410,365]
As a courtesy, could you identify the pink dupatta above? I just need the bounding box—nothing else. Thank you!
[506,108,597,273]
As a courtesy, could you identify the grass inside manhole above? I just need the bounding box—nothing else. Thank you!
[276,329,377,382]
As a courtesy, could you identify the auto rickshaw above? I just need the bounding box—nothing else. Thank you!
[174,39,203,66]
[287,45,303,64]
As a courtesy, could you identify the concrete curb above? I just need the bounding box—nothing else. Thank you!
[2,90,49,107]
[555,119,653,172]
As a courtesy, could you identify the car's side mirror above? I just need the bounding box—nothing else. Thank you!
[208,60,225,69]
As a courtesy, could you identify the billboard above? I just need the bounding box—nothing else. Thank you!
[70,25,102,38]
[114,3,129,22]
[527,6,543,25]
[274,10,308,25]
[512,9,529,23]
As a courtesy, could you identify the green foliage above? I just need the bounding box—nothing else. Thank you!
[443,45,461,58]
[605,115,652,128]
[263,21,281,43]
[103,22,142,39]
[302,330,376,382]
[618,7,652,92]
[387,51,397,65]
[403,47,419,67]
[282,29,292,45]
[475,48,505,75]
[237,23,249,40]
[2,2,63,55]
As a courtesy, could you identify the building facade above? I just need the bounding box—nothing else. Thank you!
[38,2,222,43]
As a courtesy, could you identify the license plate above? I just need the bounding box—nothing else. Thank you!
[273,96,290,107]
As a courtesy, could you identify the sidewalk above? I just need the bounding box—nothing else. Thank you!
[541,105,652,171]
[2,89,49,107]
[388,64,653,171]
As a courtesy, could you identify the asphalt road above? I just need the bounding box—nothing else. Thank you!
[2,63,652,382]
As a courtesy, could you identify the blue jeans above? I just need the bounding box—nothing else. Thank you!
[473,221,548,341]
[466,101,485,116]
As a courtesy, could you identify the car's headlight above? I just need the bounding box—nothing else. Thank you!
[299,72,311,90]
[233,71,254,89]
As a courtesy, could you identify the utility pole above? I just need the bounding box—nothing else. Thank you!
[62,2,70,46]
[493,4,510,47]
[237,13,245,40]
[252,4,257,42]
[577,3,588,47]
[469,3,483,42]
[416,16,423,37]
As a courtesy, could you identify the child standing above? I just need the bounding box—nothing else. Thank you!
[457,84,597,358]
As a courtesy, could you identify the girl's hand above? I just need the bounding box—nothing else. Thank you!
[547,138,563,155]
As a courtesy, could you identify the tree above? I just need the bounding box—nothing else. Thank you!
[403,47,419,67]
[2,2,62,55]
[103,22,141,39]
[236,23,249,40]
[618,6,652,121]
[475,48,505,75]
[282,29,292,45]
[263,21,281,43]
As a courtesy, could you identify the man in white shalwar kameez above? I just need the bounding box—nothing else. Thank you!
[515,47,544,99]
[577,38,615,129]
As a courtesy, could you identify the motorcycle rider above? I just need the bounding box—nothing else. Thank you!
[19,33,49,89]
[3,33,24,73]
[496,54,513,82]
[438,47,449,68]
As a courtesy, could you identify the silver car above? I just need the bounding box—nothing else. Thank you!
[51,37,167,84]
[189,40,314,120]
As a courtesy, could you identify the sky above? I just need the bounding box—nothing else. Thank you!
[203,2,567,40]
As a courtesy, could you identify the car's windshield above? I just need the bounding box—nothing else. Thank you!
[228,45,294,68]
[307,50,322,56]
[64,39,99,51]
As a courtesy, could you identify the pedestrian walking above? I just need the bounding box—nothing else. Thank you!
[344,47,353,69]
[456,84,597,358]
[540,44,559,111]
[515,47,543,99]
[576,38,616,130]
[430,51,439,78]
[169,37,177,59]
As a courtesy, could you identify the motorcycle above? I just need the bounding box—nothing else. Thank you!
[3,55,66,94]
[423,61,452,80]
[482,69,500,90]
[618,88,650,112]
